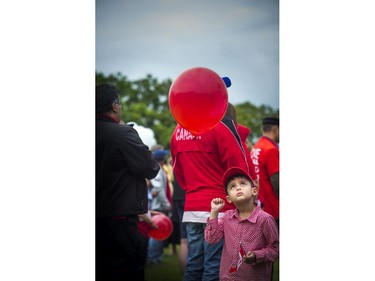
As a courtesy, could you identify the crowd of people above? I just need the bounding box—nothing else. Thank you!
[96,83,279,281]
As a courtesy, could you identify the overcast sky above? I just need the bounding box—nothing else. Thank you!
[96,0,279,109]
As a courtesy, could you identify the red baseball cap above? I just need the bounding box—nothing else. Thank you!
[222,166,255,188]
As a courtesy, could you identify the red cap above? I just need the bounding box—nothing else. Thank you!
[222,166,254,188]
[237,124,251,142]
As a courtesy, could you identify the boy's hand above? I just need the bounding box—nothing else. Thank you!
[243,251,256,264]
[211,198,225,213]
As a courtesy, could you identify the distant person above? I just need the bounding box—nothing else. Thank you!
[205,166,279,281]
[163,156,175,198]
[147,148,171,265]
[237,123,257,182]
[150,148,172,215]
[170,103,249,281]
[96,83,160,281]
[172,174,188,274]
[237,123,253,151]
[151,145,173,211]
[162,157,180,256]
[251,117,279,222]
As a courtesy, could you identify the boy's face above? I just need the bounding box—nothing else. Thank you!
[226,176,257,205]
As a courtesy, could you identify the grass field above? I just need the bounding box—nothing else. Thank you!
[145,247,279,281]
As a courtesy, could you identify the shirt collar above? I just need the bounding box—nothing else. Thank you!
[229,204,261,223]
[261,136,279,148]
[96,114,119,124]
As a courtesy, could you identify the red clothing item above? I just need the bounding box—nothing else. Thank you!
[251,136,279,219]
[237,124,251,141]
[137,220,151,238]
[242,140,257,181]
[237,124,256,180]
[170,118,249,214]
[205,205,279,281]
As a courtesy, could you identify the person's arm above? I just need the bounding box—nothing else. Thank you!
[204,198,225,244]
[138,213,157,229]
[150,170,171,211]
[252,216,279,263]
[151,190,159,198]
[120,126,160,179]
[266,147,279,198]
[270,172,279,198]
[150,210,163,216]
[209,198,225,219]
[150,170,162,192]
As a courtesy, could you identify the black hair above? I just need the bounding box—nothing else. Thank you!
[96,83,119,114]
[262,117,279,132]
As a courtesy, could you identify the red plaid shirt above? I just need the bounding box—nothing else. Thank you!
[205,205,279,281]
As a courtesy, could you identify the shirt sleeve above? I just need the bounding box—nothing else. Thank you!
[120,126,160,179]
[253,216,279,263]
[204,217,224,244]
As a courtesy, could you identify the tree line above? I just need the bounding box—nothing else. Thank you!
[96,72,279,149]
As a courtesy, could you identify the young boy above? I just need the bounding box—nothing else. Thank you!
[204,166,279,281]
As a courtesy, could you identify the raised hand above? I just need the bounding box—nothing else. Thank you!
[210,197,225,216]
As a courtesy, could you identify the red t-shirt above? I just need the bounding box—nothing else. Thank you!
[251,136,279,219]
[171,118,250,213]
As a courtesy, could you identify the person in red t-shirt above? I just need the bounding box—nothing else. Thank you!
[171,103,250,281]
[251,117,279,221]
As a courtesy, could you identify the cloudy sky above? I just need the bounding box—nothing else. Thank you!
[96,0,279,109]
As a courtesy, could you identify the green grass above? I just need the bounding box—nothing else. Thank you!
[145,248,183,281]
[273,258,279,280]
[145,247,279,281]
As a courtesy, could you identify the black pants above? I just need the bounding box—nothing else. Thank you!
[135,234,150,281]
[96,216,139,281]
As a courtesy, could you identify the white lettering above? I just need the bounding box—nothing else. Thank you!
[175,128,201,141]
[250,148,261,166]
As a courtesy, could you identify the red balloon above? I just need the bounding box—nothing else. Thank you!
[169,67,228,135]
[149,214,173,241]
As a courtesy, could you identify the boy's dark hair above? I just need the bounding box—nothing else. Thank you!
[96,83,119,114]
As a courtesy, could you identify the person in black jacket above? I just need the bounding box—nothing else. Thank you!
[96,83,160,281]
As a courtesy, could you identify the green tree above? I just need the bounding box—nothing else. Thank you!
[96,72,279,148]
[236,102,279,143]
